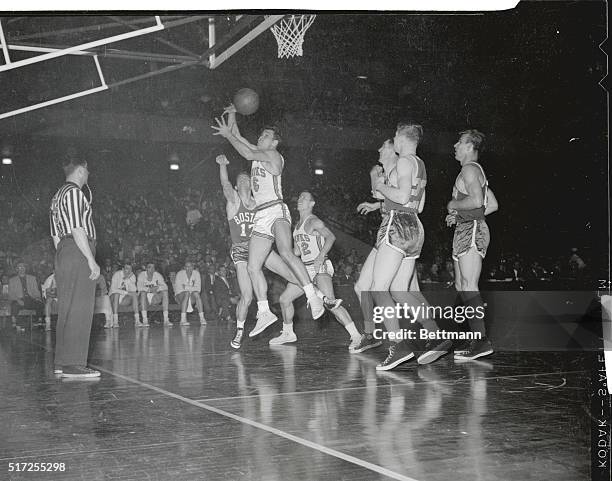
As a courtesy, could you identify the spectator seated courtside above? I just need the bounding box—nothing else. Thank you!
[9,262,44,329]
[174,260,206,326]
[137,262,171,327]
[110,263,141,327]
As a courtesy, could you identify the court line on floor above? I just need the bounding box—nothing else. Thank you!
[90,363,420,481]
[193,369,588,403]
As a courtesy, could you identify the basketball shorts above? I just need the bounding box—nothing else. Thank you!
[252,202,292,241]
[375,210,424,259]
[144,292,165,305]
[230,241,249,264]
[304,259,334,281]
[452,219,490,261]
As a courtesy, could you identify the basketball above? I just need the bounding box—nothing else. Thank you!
[233,88,260,116]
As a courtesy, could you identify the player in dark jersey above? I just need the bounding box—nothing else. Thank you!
[371,124,451,371]
[445,130,498,360]
[217,155,339,350]
[352,157,421,354]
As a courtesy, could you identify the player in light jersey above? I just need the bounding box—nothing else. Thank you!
[217,155,340,349]
[137,262,170,327]
[269,191,363,350]
[42,272,58,331]
[371,123,452,371]
[212,106,325,338]
[109,263,140,327]
[445,129,497,361]
[174,261,206,326]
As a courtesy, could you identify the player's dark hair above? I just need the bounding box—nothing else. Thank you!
[300,191,315,202]
[62,154,88,177]
[396,122,423,144]
[262,125,282,144]
[459,129,486,152]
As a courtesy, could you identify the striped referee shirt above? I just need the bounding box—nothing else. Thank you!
[49,182,96,240]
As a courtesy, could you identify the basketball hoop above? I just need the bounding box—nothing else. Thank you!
[269,15,316,59]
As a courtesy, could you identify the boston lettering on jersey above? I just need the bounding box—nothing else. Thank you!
[229,200,256,244]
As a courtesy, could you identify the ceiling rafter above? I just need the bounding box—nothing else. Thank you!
[5,15,192,42]
[107,15,200,59]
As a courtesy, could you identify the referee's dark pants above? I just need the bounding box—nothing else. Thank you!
[54,237,97,367]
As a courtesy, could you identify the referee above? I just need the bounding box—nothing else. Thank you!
[49,156,100,378]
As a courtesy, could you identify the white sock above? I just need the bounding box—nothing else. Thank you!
[237,320,245,329]
[163,311,169,321]
[257,301,270,312]
[141,311,148,322]
[199,312,205,321]
[134,313,140,322]
[283,323,294,334]
[344,322,360,340]
[45,316,51,323]
[303,283,316,299]
[113,314,119,322]
[181,313,187,321]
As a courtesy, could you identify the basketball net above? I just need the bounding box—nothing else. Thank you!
[269,15,316,59]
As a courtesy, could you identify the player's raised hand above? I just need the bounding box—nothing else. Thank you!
[223,104,237,115]
[216,154,230,166]
[211,116,232,138]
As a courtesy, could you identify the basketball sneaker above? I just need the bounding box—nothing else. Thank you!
[454,338,494,361]
[61,366,101,378]
[307,295,325,320]
[179,319,189,326]
[376,341,415,371]
[323,296,343,310]
[350,334,383,353]
[249,310,278,337]
[230,328,244,349]
[269,330,297,345]
[348,336,362,353]
[54,365,63,375]
[453,339,471,356]
[416,339,452,365]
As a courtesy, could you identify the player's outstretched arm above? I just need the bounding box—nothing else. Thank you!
[212,115,279,167]
[357,201,381,214]
[216,155,237,202]
[224,105,258,150]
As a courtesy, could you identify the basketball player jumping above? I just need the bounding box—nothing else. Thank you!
[370,123,452,371]
[445,129,496,360]
[269,191,363,350]
[212,108,325,338]
[216,154,338,349]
